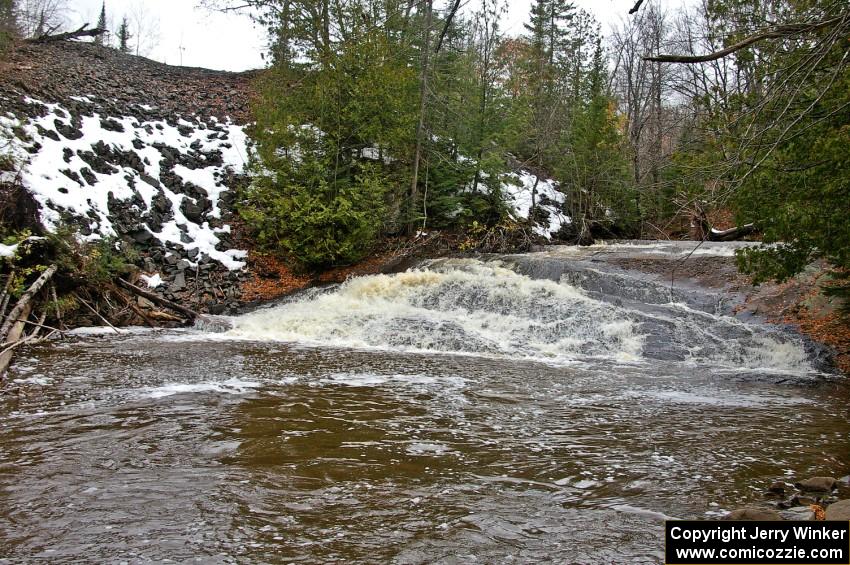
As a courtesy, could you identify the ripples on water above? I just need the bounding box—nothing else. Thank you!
[0,255,848,563]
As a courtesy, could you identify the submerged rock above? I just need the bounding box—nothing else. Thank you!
[780,507,816,521]
[767,481,788,495]
[723,508,783,521]
[194,315,232,333]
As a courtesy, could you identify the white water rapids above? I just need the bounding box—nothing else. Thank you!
[228,258,813,375]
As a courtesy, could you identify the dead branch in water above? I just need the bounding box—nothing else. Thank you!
[74,293,122,334]
[0,265,57,341]
[117,278,201,321]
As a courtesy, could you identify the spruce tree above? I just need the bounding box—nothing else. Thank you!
[95,2,106,46]
[0,0,16,52]
[116,16,131,53]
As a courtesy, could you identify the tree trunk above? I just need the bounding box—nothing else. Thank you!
[408,0,432,234]
[0,264,57,340]
[0,264,57,378]
[32,24,106,43]
[0,301,32,378]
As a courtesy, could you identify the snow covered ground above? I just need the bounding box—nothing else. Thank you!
[1,94,571,270]
[0,97,249,269]
[501,171,571,238]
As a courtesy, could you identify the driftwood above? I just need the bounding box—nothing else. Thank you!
[0,264,58,377]
[0,264,57,340]
[32,24,107,44]
[0,301,32,377]
[708,223,756,242]
[117,278,200,321]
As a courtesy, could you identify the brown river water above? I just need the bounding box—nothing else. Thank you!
[1,245,848,564]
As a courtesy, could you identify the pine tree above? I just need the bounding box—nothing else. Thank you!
[0,0,16,52]
[517,0,576,218]
[116,16,131,53]
[95,2,107,46]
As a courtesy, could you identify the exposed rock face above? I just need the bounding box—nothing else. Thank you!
[0,40,260,314]
[0,41,256,123]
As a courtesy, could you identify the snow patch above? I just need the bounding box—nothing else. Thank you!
[502,171,571,238]
[140,273,164,288]
[1,97,248,270]
[0,243,19,258]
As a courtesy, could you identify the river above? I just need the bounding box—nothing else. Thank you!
[1,242,848,563]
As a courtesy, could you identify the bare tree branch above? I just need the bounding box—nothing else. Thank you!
[645,15,844,63]
[629,0,646,16]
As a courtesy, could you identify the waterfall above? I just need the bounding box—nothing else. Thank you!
[229,258,813,373]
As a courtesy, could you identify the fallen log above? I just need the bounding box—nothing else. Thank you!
[0,301,32,378]
[708,223,757,242]
[117,278,200,322]
[31,24,107,44]
[0,264,57,340]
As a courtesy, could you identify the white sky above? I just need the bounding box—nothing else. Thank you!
[65,0,658,72]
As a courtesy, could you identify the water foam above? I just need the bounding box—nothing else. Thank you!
[141,378,261,398]
[230,261,645,364]
[227,259,814,373]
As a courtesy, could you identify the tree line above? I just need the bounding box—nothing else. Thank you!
[2,0,847,299]
[206,0,848,298]
[209,0,634,266]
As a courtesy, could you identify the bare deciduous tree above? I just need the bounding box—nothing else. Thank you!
[128,1,160,57]
[16,0,68,38]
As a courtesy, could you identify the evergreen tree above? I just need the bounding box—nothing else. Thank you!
[0,0,16,53]
[95,2,106,46]
[245,23,418,267]
[560,39,635,236]
[116,16,131,53]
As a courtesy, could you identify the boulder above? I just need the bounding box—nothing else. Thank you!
[100,118,124,132]
[169,271,186,292]
[825,500,850,521]
[131,229,153,244]
[795,477,838,492]
[767,481,788,495]
[180,198,205,223]
[723,507,783,521]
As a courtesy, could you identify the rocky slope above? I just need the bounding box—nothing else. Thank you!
[0,40,258,314]
[0,40,580,317]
